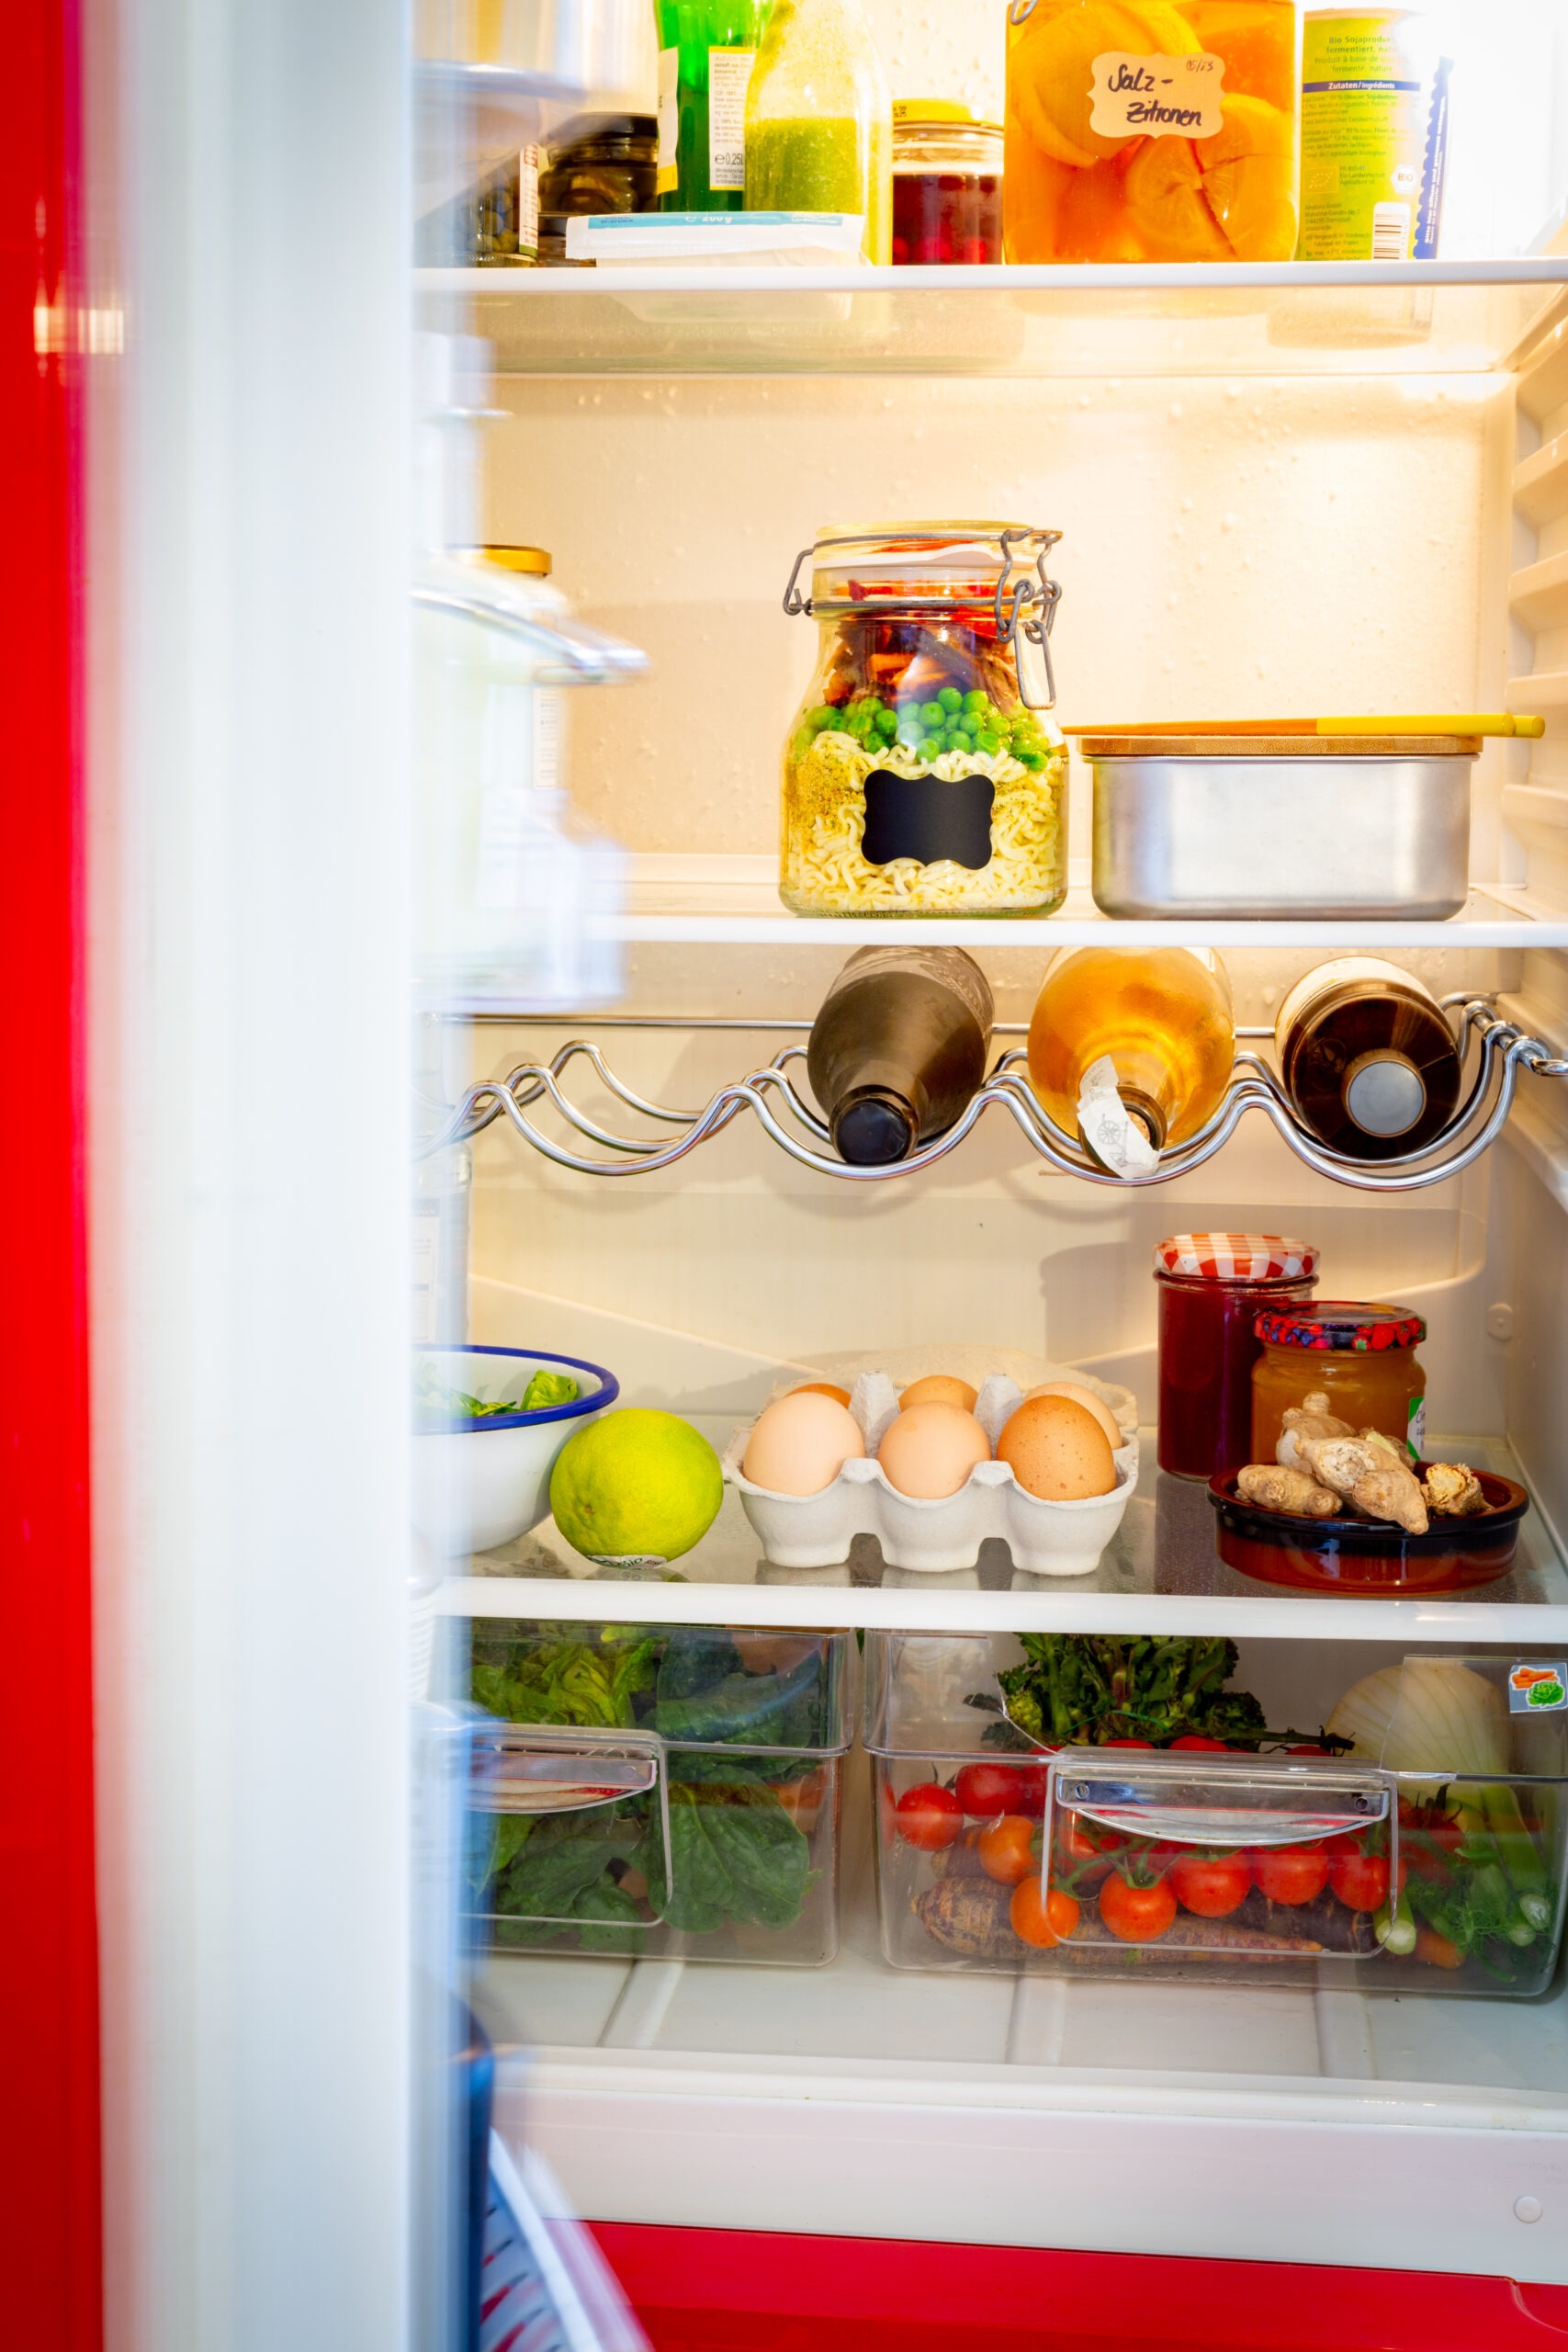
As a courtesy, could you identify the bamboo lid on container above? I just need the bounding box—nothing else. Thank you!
[1077,733,1481,760]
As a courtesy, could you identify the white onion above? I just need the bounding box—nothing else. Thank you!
[1325,1658,1508,1777]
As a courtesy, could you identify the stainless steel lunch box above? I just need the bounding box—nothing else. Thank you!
[1084,733,1476,921]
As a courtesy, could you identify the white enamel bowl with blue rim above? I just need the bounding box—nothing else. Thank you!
[412,1344,619,1556]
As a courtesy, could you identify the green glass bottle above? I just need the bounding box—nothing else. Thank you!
[655,0,771,213]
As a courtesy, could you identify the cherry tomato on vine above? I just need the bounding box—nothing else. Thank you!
[1168,1736,1232,1753]
[978,1815,1037,1886]
[1099,1870,1178,1944]
[955,1758,1046,1820]
[1010,1879,1080,1949]
[1168,1850,1250,1917]
[1251,1845,1329,1905]
[894,1781,962,1851]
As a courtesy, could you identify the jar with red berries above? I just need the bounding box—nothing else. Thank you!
[892,102,1004,266]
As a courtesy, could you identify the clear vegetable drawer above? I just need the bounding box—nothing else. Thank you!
[467,1622,856,1967]
[865,1634,1568,1997]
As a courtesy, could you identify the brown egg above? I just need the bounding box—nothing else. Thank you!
[878,1401,990,1499]
[1022,1380,1123,1452]
[791,1381,852,1407]
[899,1374,980,1415]
[999,1396,1117,1500]
[743,1390,864,1495]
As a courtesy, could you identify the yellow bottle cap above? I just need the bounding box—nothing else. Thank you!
[894,99,976,126]
[475,544,552,577]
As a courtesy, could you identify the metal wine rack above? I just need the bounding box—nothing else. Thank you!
[423,998,1568,1193]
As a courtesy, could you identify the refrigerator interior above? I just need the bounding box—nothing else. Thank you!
[412,0,1568,2290]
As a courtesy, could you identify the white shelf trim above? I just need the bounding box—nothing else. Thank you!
[423,258,1568,299]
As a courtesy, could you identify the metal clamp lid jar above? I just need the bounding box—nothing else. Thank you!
[778,523,1069,920]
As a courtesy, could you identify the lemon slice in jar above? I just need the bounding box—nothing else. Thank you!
[1123,91,1293,260]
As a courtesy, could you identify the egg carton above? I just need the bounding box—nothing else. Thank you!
[724,1372,1139,1577]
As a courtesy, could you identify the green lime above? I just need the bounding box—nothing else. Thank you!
[549,1409,723,1564]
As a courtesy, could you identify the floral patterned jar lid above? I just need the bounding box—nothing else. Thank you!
[1153,1233,1320,1282]
[1254,1300,1427,1351]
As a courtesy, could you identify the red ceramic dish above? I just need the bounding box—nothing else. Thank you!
[1208,1465,1528,1595]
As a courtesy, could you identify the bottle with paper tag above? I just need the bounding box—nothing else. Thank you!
[1026,945,1235,1171]
[1004,0,1301,264]
[655,0,769,211]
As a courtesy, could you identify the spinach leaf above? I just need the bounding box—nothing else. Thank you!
[570,1879,645,1957]
[647,1782,810,1935]
[655,1630,743,1706]
[495,1808,644,1919]
[653,1648,830,1751]
[467,1810,534,1901]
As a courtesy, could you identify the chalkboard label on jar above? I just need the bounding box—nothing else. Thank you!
[861,770,995,871]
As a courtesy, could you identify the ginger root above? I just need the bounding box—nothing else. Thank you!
[1237,1464,1342,1519]
[1295,1434,1428,1535]
[1277,1394,1357,1469]
[1422,1462,1487,1518]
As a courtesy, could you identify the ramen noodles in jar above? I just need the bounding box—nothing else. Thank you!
[1005,0,1300,264]
[779,524,1067,917]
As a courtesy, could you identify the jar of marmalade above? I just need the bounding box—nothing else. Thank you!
[1155,1233,1319,1482]
[1251,1301,1427,1464]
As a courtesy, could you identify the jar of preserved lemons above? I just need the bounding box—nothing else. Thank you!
[1005,0,1300,264]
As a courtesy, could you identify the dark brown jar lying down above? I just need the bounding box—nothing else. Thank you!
[916,1873,1380,1962]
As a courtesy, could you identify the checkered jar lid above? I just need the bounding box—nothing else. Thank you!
[1153,1233,1320,1282]
[1254,1300,1426,1352]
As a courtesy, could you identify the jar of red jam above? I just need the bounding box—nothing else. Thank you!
[1155,1233,1320,1482]
[892,103,1004,266]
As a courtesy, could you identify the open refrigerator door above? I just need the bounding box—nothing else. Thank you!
[72,0,1568,2348]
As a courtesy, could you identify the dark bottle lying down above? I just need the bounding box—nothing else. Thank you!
[807,944,994,1166]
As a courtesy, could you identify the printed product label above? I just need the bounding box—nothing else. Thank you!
[1077,1056,1158,1179]
[411,1209,440,1343]
[1298,15,1449,261]
[826,944,994,1032]
[533,685,562,795]
[1406,1395,1426,1462]
[708,48,755,191]
[860,769,994,871]
[517,145,540,259]
[474,786,527,909]
[1509,1664,1568,1713]
[1089,51,1224,141]
[657,45,680,196]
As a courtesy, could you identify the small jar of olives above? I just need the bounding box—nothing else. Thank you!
[778,523,1067,917]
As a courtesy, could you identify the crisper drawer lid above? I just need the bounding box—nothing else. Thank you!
[1048,1747,1392,1849]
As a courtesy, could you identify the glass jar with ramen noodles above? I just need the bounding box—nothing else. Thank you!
[778,523,1067,917]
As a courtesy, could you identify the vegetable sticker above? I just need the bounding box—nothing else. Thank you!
[1509,1664,1568,1714]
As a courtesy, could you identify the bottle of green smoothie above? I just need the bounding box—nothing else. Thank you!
[743,0,892,265]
